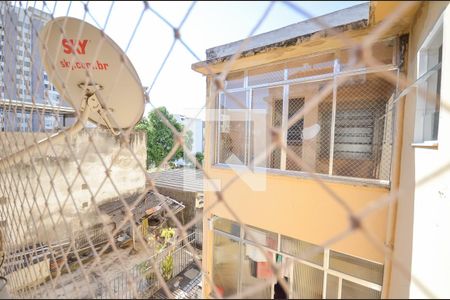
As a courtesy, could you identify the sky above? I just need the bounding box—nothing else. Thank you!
[27,1,366,120]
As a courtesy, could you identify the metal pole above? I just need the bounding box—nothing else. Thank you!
[280,84,289,170]
[328,59,339,175]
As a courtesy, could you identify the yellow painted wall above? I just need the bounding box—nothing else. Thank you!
[390,1,450,299]
[201,53,392,298]
[204,168,389,259]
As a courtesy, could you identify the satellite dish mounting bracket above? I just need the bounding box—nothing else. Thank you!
[78,83,120,136]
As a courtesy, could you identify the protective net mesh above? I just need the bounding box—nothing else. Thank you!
[0,1,444,299]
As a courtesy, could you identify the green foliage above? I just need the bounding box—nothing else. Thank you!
[159,227,175,281]
[137,261,156,284]
[195,152,204,167]
[160,227,175,242]
[135,107,193,168]
[161,253,174,281]
[157,227,175,252]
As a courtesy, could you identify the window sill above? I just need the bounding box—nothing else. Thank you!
[211,163,391,189]
[411,141,438,149]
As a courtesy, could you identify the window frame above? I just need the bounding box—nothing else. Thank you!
[414,14,444,146]
[213,37,399,187]
[210,216,384,299]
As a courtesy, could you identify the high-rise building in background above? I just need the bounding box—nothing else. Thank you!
[174,114,204,154]
[0,3,75,132]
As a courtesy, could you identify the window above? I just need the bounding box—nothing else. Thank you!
[250,86,283,169]
[341,280,381,299]
[212,234,240,297]
[332,73,395,179]
[415,16,443,143]
[214,217,240,237]
[241,245,273,298]
[15,112,31,131]
[329,250,384,285]
[212,217,384,299]
[248,63,284,86]
[218,91,247,165]
[287,52,335,79]
[215,39,398,182]
[0,111,4,131]
[292,261,324,299]
[281,235,324,265]
[244,226,278,250]
[286,80,333,174]
[44,115,56,130]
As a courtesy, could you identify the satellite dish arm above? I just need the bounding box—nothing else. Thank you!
[0,96,93,171]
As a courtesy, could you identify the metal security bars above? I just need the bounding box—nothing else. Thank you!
[216,48,398,185]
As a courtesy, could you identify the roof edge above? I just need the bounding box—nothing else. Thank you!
[205,2,369,61]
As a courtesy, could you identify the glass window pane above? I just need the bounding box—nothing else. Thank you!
[280,235,323,266]
[333,72,396,180]
[326,274,339,299]
[248,63,284,86]
[329,250,384,285]
[241,245,273,299]
[250,86,283,169]
[287,53,335,79]
[244,225,278,250]
[214,217,240,237]
[285,80,333,174]
[218,91,247,164]
[213,234,240,298]
[225,72,244,89]
[341,280,381,299]
[291,261,323,299]
[417,23,442,142]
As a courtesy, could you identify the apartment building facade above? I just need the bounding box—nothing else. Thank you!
[193,1,449,299]
[0,3,75,132]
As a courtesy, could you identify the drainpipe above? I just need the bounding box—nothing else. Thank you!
[381,79,406,299]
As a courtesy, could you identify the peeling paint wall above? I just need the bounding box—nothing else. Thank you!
[0,128,146,248]
[205,20,369,65]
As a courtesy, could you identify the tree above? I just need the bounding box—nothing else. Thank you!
[135,107,192,169]
[195,152,204,167]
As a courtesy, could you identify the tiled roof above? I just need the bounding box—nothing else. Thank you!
[148,168,205,193]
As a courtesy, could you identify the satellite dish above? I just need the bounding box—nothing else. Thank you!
[0,17,144,169]
[39,16,145,133]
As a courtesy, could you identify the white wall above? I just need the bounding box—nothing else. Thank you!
[390,2,450,298]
